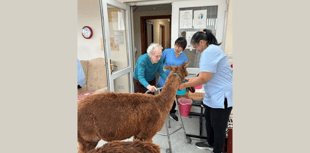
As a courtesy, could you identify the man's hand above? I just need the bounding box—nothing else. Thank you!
[185,77,195,82]
[178,83,186,90]
[147,85,157,92]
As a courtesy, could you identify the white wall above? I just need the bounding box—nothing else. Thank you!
[78,0,104,60]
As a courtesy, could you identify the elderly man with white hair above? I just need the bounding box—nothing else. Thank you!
[133,43,167,94]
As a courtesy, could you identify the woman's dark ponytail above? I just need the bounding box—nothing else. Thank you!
[191,29,221,46]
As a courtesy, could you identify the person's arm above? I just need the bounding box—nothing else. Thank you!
[137,61,150,88]
[179,46,222,90]
[178,72,213,90]
[158,60,168,80]
[137,60,158,92]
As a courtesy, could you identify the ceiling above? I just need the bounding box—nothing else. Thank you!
[119,0,164,2]
[119,0,191,3]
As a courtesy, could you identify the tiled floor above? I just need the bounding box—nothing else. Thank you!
[96,106,212,153]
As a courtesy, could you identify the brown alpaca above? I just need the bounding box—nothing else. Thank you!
[78,62,189,153]
[87,140,160,153]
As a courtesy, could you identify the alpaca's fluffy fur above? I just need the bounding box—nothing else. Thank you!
[87,140,160,153]
[78,63,188,153]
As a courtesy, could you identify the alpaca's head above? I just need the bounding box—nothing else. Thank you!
[164,62,189,82]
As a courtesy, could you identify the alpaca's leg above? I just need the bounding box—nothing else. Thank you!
[89,141,99,150]
[133,136,139,141]
[78,140,98,153]
[77,140,87,153]
[133,135,143,142]
[145,138,153,143]
[135,126,158,142]
[143,130,156,143]
[78,132,99,153]
[136,110,160,142]
[133,135,153,143]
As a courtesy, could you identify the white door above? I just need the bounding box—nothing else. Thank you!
[171,0,227,75]
[99,0,134,93]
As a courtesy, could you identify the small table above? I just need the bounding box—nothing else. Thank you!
[186,99,208,140]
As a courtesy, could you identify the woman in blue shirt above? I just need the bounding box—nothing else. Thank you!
[179,29,233,153]
[157,37,188,121]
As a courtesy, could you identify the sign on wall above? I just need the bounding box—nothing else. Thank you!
[194,10,207,29]
[180,10,193,29]
[114,31,124,44]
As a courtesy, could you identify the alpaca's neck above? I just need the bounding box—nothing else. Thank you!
[156,74,182,112]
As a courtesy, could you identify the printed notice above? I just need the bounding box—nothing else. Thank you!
[111,12,118,22]
[180,10,192,29]
[114,31,124,44]
[186,31,196,50]
[118,11,125,30]
[194,10,207,29]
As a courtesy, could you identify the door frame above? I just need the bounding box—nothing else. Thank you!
[99,0,134,93]
[160,24,165,50]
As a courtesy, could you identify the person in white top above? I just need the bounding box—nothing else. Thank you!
[178,29,233,153]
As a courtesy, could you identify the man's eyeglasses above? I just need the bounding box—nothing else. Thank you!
[154,55,162,59]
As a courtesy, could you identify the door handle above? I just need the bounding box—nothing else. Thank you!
[111,63,118,67]
[109,59,118,74]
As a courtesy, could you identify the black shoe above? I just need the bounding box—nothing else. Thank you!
[195,141,214,150]
[169,113,178,121]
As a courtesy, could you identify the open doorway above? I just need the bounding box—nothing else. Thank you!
[132,4,172,63]
[140,15,171,55]
[146,20,154,49]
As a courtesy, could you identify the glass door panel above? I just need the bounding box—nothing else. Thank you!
[113,73,130,93]
[107,6,129,72]
[100,0,134,93]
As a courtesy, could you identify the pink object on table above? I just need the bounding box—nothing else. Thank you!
[195,84,203,89]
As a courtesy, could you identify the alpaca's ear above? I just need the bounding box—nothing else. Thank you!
[164,65,173,71]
